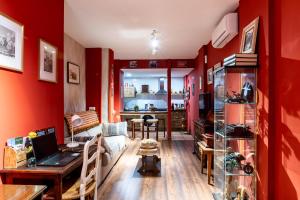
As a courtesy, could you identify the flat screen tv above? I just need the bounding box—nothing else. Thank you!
[199,93,211,118]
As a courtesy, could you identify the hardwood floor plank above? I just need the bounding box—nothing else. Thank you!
[98,138,214,200]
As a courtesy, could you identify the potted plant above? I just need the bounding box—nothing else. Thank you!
[134,105,139,112]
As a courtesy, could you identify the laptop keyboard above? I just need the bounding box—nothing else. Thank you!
[38,152,79,166]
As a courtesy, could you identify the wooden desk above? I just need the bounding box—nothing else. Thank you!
[0,184,46,200]
[198,142,214,185]
[0,146,94,200]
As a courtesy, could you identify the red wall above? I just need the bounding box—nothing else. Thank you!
[186,0,269,199]
[271,0,300,199]
[186,47,206,133]
[108,49,114,122]
[86,48,102,120]
[0,0,64,169]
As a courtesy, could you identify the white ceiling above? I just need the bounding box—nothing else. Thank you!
[64,0,239,59]
[122,68,193,78]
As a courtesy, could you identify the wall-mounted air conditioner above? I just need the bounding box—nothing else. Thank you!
[212,13,238,48]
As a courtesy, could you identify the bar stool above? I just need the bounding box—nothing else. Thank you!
[145,119,159,141]
[131,119,144,139]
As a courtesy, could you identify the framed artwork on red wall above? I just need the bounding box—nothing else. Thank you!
[207,68,213,85]
[0,13,24,72]
[39,39,57,83]
[240,17,260,53]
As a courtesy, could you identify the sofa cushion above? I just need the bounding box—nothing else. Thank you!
[64,111,100,136]
[87,124,102,136]
[102,122,128,137]
[101,135,127,158]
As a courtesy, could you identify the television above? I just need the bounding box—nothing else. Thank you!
[199,93,211,118]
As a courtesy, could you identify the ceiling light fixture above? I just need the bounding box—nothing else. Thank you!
[150,30,159,55]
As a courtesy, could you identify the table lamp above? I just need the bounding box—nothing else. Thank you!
[67,114,82,148]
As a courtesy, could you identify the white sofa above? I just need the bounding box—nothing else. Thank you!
[64,111,129,186]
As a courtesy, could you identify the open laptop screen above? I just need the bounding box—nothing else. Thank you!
[31,132,59,162]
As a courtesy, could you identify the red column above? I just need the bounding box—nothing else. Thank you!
[167,65,172,140]
[86,48,102,121]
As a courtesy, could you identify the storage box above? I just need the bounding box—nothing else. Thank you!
[3,147,27,168]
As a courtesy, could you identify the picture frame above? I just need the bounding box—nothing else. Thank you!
[240,17,259,53]
[67,62,80,84]
[207,68,213,85]
[39,39,57,83]
[149,60,158,68]
[129,60,137,68]
[0,13,24,72]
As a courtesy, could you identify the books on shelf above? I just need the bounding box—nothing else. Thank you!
[224,53,257,67]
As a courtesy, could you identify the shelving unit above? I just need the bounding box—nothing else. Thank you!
[213,54,257,200]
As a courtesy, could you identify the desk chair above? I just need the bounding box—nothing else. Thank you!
[62,136,102,200]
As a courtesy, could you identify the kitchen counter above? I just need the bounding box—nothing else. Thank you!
[120,111,168,115]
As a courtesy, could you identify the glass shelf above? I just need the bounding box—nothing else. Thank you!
[225,172,255,177]
[224,102,256,105]
[215,131,255,140]
[213,64,257,200]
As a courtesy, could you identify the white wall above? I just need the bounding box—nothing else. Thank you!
[124,77,167,93]
[101,48,109,123]
[171,77,184,94]
[64,34,86,114]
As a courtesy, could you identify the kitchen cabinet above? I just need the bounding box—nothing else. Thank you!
[171,110,186,131]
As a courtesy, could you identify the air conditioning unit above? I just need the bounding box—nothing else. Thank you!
[212,13,238,48]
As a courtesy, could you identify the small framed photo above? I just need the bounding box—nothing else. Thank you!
[129,60,137,68]
[39,39,57,83]
[0,13,24,72]
[149,60,157,68]
[67,62,80,84]
[207,68,213,85]
[240,17,259,53]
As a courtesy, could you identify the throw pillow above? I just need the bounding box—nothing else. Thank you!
[102,122,128,137]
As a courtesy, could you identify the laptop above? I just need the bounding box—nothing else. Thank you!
[31,132,80,167]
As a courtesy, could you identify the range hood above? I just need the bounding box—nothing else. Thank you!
[156,78,167,95]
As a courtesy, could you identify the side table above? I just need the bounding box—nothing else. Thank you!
[198,142,214,185]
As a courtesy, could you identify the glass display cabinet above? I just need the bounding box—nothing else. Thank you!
[213,54,257,200]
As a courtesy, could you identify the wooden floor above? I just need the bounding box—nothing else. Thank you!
[98,134,214,200]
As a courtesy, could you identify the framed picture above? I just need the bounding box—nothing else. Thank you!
[67,62,80,84]
[39,39,57,83]
[0,13,24,72]
[207,68,213,85]
[129,60,137,68]
[240,17,259,53]
[149,60,157,68]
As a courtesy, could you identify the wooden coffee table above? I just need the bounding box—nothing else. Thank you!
[137,143,161,174]
[0,184,47,200]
